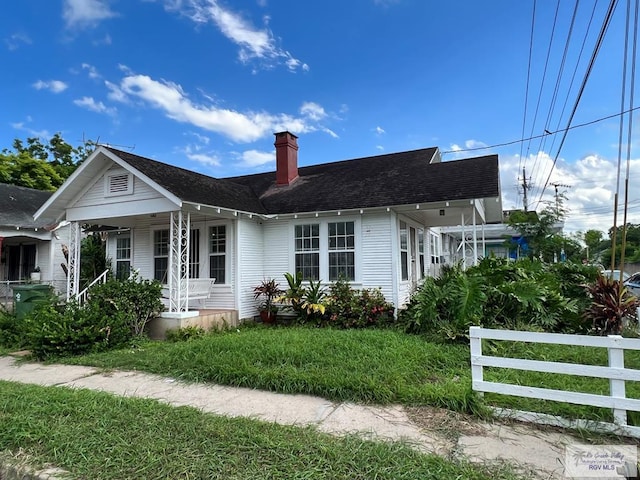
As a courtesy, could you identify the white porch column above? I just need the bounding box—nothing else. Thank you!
[169,211,190,312]
[66,221,81,301]
[472,205,478,266]
[461,212,466,270]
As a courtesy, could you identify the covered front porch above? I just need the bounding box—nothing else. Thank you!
[62,204,241,320]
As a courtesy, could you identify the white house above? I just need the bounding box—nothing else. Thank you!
[0,183,69,302]
[34,132,503,325]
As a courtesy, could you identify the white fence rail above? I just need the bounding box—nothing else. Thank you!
[470,326,640,437]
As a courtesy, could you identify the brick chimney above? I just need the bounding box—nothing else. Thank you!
[274,131,299,185]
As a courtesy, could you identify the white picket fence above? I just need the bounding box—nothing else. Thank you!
[469,326,640,437]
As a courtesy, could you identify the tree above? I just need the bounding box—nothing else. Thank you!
[506,199,566,262]
[1,134,95,190]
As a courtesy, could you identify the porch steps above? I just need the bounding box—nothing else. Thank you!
[147,309,239,340]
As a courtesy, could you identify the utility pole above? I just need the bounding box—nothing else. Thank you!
[521,167,530,212]
[550,182,571,213]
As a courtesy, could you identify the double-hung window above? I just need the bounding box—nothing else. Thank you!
[209,225,226,283]
[115,235,131,280]
[153,230,169,282]
[328,222,355,281]
[418,228,425,278]
[295,224,320,280]
[399,221,409,281]
[190,229,200,278]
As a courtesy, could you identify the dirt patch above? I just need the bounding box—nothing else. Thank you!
[405,405,488,441]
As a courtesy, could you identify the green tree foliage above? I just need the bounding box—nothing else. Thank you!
[506,200,567,262]
[80,233,109,289]
[0,134,95,190]
[601,223,640,266]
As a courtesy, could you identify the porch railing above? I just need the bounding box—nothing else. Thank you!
[75,269,110,306]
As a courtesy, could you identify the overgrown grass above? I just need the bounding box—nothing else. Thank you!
[62,326,479,413]
[58,325,640,426]
[0,381,524,480]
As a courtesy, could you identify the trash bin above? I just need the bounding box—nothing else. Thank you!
[12,284,53,319]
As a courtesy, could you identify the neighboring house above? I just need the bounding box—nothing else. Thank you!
[0,183,69,298]
[442,209,566,265]
[34,132,503,321]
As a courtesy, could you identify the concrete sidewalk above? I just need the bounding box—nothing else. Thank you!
[0,356,578,479]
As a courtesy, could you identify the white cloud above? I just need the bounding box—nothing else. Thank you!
[496,149,640,235]
[376,145,384,151]
[375,126,385,135]
[5,33,32,51]
[11,119,50,139]
[105,80,129,103]
[32,80,68,93]
[82,63,101,79]
[73,96,116,115]
[187,152,221,166]
[63,0,117,28]
[237,149,275,167]
[300,102,326,121]
[117,73,330,142]
[322,127,339,139]
[164,0,307,71]
[93,33,112,45]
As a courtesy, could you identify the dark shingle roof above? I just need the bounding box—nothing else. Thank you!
[105,146,499,215]
[228,149,500,213]
[105,147,267,214]
[0,183,53,228]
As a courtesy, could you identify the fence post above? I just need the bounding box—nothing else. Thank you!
[608,335,627,426]
[469,326,483,397]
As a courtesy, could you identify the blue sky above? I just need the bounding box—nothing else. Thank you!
[3,0,639,235]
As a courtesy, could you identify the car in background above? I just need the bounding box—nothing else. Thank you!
[624,272,640,297]
[601,269,631,282]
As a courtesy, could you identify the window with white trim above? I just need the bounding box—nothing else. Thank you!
[209,225,226,283]
[115,235,131,280]
[418,228,425,278]
[190,229,200,278]
[328,221,355,281]
[295,224,320,280]
[105,171,133,197]
[430,231,441,265]
[153,230,169,282]
[399,221,408,281]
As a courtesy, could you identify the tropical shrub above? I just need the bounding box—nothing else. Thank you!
[585,275,639,335]
[397,258,596,341]
[22,299,131,360]
[280,272,327,324]
[397,264,486,341]
[324,277,395,328]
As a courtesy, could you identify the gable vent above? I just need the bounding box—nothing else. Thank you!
[105,172,133,197]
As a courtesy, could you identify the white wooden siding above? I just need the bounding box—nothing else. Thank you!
[74,166,164,208]
[361,213,394,303]
[262,218,291,282]
[236,217,264,320]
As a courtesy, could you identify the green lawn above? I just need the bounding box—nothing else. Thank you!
[59,325,640,425]
[0,381,524,480]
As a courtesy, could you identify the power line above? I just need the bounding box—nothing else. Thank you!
[536,0,619,208]
[441,104,640,155]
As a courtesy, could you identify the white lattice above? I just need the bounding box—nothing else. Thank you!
[66,221,81,301]
[168,211,190,312]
